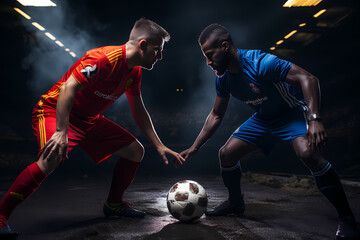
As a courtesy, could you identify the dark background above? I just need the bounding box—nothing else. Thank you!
[0,0,359,178]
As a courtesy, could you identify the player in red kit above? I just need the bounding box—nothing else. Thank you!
[0,18,185,238]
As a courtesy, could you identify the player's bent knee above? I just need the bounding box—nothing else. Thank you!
[218,146,236,166]
[297,147,316,161]
[129,141,145,163]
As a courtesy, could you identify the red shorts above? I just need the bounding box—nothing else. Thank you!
[32,113,136,164]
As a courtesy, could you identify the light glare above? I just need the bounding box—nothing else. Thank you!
[284,30,297,39]
[13,8,31,19]
[283,0,322,7]
[45,32,56,40]
[55,41,64,47]
[69,52,76,58]
[32,22,45,31]
[313,9,326,18]
[17,0,56,7]
[276,40,284,45]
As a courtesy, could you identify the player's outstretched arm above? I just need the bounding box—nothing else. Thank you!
[285,64,327,149]
[180,95,230,163]
[39,75,83,174]
[126,94,185,166]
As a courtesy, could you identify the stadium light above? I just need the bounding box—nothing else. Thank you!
[32,22,45,31]
[45,32,56,40]
[270,47,276,50]
[284,30,297,39]
[313,9,326,18]
[283,0,322,7]
[299,23,306,27]
[13,8,31,19]
[55,41,64,47]
[276,40,284,45]
[69,52,76,58]
[17,0,56,7]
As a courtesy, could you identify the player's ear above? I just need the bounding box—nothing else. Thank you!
[221,41,230,51]
[139,39,148,51]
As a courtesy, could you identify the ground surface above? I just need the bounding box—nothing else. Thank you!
[1,172,360,240]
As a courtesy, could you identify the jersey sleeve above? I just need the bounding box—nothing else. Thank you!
[258,52,292,82]
[71,51,111,87]
[125,67,142,96]
[216,75,230,98]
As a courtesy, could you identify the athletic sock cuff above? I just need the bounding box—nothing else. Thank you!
[28,162,46,184]
[221,161,241,172]
[311,161,332,177]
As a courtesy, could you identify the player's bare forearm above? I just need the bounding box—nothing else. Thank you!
[127,94,185,166]
[285,64,320,115]
[191,95,229,151]
[192,110,222,150]
[127,94,164,148]
[56,75,83,133]
[39,75,83,170]
[285,64,327,147]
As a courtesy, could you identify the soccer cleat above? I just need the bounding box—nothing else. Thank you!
[103,201,146,218]
[205,198,245,217]
[335,216,360,240]
[0,217,18,240]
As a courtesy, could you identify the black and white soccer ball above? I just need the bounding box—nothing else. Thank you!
[166,180,208,222]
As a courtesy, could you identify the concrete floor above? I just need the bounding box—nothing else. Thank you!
[1,172,360,240]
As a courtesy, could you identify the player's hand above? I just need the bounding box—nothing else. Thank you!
[306,120,327,149]
[41,131,68,164]
[156,145,185,167]
[180,146,199,161]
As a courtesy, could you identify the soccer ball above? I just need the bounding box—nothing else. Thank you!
[166,180,208,222]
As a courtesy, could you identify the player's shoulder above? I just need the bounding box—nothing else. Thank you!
[85,45,124,64]
[240,49,270,62]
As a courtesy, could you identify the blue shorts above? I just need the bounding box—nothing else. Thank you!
[232,110,308,154]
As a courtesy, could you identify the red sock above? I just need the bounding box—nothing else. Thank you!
[107,158,140,203]
[0,162,46,220]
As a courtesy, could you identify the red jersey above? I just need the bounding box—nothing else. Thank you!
[32,44,142,121]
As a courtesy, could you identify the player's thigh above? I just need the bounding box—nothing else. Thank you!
[32,114,84,173]
[80,116,139,164]
[219,137,261,166]
[292,136,325,170]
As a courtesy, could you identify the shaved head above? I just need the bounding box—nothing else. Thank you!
[198,23,233,47]
[129,18,170,44]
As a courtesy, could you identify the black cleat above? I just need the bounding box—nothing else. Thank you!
[0,221,18,240]
[336,216,360,240]
[103,201,146,218]
[205,198,245,217]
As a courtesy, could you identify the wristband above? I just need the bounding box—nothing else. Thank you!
[307,113,321,121]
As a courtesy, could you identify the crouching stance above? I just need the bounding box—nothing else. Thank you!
[0,18,185,238]
[180,23,360,240]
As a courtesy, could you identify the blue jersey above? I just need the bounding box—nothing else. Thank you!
[216,49,306,118]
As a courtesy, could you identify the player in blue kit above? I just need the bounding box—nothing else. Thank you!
[180,23,360,240]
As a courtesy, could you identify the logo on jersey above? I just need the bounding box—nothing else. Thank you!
[249,83,261,94]
[94,91,118,101]
[245,96,268,105]
[81,64,98,79]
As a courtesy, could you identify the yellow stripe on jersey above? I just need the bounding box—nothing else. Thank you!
[106,48,123,64]
[36,82,65,148]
